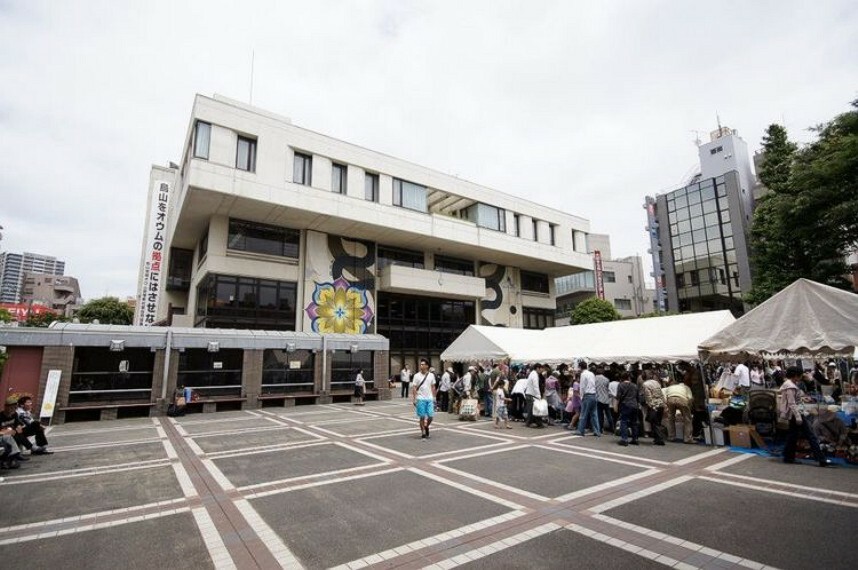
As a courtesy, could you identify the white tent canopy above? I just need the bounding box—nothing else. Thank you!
[698,279,858,361]
[441,310,735,364]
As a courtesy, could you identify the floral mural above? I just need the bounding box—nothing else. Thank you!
[305,277,374,334]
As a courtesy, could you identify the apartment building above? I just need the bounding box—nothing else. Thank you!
[0,251,66,303]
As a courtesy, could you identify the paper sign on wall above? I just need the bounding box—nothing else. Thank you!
[289,361,301,369]
[40,370,62,420]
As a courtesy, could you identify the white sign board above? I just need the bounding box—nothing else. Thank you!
[40,369,62,420]
[289,361,301,369]
[137,180,171,325]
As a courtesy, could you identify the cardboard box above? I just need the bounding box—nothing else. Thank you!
[727,425,752,448]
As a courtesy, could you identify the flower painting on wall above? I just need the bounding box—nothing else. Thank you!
[305,277,374,334]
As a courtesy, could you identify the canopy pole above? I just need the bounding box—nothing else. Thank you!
[699,361,715,447]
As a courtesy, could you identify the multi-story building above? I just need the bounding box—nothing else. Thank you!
[0,252,66,303]
[21,273,83,317]
[554,234,655,322]
[136,94,593,375]
[644,126,755,315]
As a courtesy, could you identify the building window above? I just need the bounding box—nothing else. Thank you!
[167,248,194,291]
[332,163,347,194]
[195,274,297,330]
[198,229,208,262]
[549,224,556,246]
[532,219,539,241]
[463,203,506,232]
[392,178,428,213]
[434,255,474,276]
[521,270,549,294]
[628,275,633,284]
[603,271,616,283]
[262,349,315,394]
[523,307,554,330]
[227,219,300,258]
[236,136,256,172]
[331,351,374,392]
[614,298,632,311]
[193,121,211,160]
[514,214,521,237]
[293,152,312,185]
[364,172,379,202]
[377,246,424,270]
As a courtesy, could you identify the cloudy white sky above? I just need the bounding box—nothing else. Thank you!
[1,1,856,300]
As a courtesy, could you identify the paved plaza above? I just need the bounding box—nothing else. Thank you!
[1,400,855,569]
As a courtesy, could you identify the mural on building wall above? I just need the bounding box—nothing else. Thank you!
[302,231,376,333]
[479,263,516,326]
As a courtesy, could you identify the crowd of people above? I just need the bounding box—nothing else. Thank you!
[0,395,53,478]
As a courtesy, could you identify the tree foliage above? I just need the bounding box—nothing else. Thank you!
[77,296,134,325]
[747,100,858,305]
[24,310,61,327]
[0,308,12,323]
[570,297,621,325]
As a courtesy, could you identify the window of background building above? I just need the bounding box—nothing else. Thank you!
[262,349,315,394]
[331,351,374,391]
[365,172,378,202]
[549,224,556,246]
[293,152,312,185]
[463,203,506,232]
[377,246,424,270]
[614,298,632,311]
[167,248,194,291]
[227,219,300,258]
[521,270,549,294]
[332,163,347,194]
[523,307,554,329]
[193,121,211,160]
[236,136,256,172]
[434,255,474,276]
[392,178,428,212]
[198,229,208,262]
[195,274,297,330]
[627,275,633,284]
[532,219,539,241]
[603,271,616,283]
[513,214,521,237]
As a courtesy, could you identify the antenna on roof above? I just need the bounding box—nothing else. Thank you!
[716,112,722,132]
[249,49,255,105]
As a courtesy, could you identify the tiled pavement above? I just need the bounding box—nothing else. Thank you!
[1,400,855,569]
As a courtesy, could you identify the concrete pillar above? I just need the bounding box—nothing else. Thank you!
[317,350,333,404]
[38,346,74,424]
[374,350,392,400]
[243,349,263,409]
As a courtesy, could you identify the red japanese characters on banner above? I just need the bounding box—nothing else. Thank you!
[593,250,605,300]
[137,181,170,326]
[0,303,56,322]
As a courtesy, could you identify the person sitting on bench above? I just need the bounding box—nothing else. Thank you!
[11,396,53,455]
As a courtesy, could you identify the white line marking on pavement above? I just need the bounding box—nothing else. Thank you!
[713,471,858,500]
[703,452,754,471]
[535,443,664,470]
[233,499,305,569]
[553,467,661,503]
[201,458,235,491]
[237,462,391,493]
[548,436,671,466]
[430,460,550,502]
[588,475,694,514]
[192,507,237,570]
[204,440,329,461]
[696,475,858,508]
[244,467,405,500]
[0,460,171,485]
[331,440,395,464]
[671,447,726,466]
[408,467,527,510]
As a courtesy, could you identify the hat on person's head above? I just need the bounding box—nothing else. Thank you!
[446,367,454,373]
[468,365,476,371]
[828,362,837,367]
[5,396,18,406]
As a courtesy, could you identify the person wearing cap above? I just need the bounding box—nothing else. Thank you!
[780,366,831,466]
[438,367,452,412]
[462,366,476,399]
[1,397,30,468]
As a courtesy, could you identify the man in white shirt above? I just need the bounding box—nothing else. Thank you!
[412,358,437,439]
[400,365,412,399]
[577,361,601,436]
[732,362,750,393]
[438,368,452,412]
[462,366,475,398]
[511,374,528,421]
[524,363,544,428]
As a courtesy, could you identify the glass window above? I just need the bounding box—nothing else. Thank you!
[331,163,346,194]
[724,236,734,250]
[614,299,632,311]
[675,207,690,221]
[532,219,539,241]
[262,349,315,394]
[681,245,694,260]
[227,219,300,258]
[689,203,703,218]
[667,198,675,212]
[513,214,521,237]
[236,136,256,172]
[694,243,708,258]
[603,271,616,283]
[521,271,549,294]
[677,220,691,234]
[377,246,424,270]
[687,191,701,205]
[293,152,312,185]
[673,247,683,261]
[704,212,719,228]
[707,238,722,254]
[700,185,715,202]
[331,351,374,391]
[720,209,731,224]
[549,224,556,246]
[675,194,688,208]
[464,203,506,232]
[193,121,211,160]
[702,199,717,214]
[167,248,194,291]
[435,255,474,276]
[198,229,208,261]
[692,229,706,243]
[522,307,554,329]
[676,273,686,288]
[392,178,427,212]
[716,182,727,197]
[364,172,378,202]
[669,223,678,236]
[196,274,297,330]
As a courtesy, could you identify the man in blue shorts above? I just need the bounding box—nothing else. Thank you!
[411,358,437,439]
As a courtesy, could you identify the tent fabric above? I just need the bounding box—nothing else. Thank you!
[441,310,735,364]
[698,279,858,361]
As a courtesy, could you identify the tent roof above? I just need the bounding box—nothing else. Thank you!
[698,279,858,360]
[441,310,735,364]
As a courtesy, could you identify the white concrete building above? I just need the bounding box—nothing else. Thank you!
[136,95,592,375]
[554,234,655,322]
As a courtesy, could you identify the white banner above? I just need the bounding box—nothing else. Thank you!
[137,180,171,325]
[40,369,62,420]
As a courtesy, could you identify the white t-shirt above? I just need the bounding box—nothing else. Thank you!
[494,387,507,409]
[355,373,365,388]
[412,372,436,400]
[440,372,451,391]
[525,370,541,398]
[511,378,528,395]
[608,380,619,398]
[579,369,597,395]
[401,368,412,383]
[462,372,473,392]
[733,364,750,388]
[750,368,762,385]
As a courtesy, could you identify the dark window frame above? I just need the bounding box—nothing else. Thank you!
[377,246,424,270]
[227,218,300,259]
[332,162,347,194]
[236,135,257,172]
[521,270,550,294]
[193,121,211,160]
[434,255,474,276]
[364,172,379,202]
[293,151,313,185]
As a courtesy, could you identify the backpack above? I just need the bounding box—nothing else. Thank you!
[452,375,465,395]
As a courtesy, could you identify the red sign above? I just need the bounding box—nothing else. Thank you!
[593,251,605,300]
[0,303,56,322]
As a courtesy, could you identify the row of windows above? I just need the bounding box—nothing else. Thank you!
[522,307,555,330]
[227,219,300,258]
[195,274,297,331]
[191,121,563,244]
[521,271,550,294]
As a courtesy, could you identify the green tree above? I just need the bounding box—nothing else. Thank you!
[77,296,134,325]
[747,101,858,304]
[570,297,621,325]
[0,307,12,323]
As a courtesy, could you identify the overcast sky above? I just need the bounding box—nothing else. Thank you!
[1,1,856,300]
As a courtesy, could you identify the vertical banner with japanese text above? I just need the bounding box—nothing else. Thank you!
[594,250,605,300]
[137,181,170,325]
